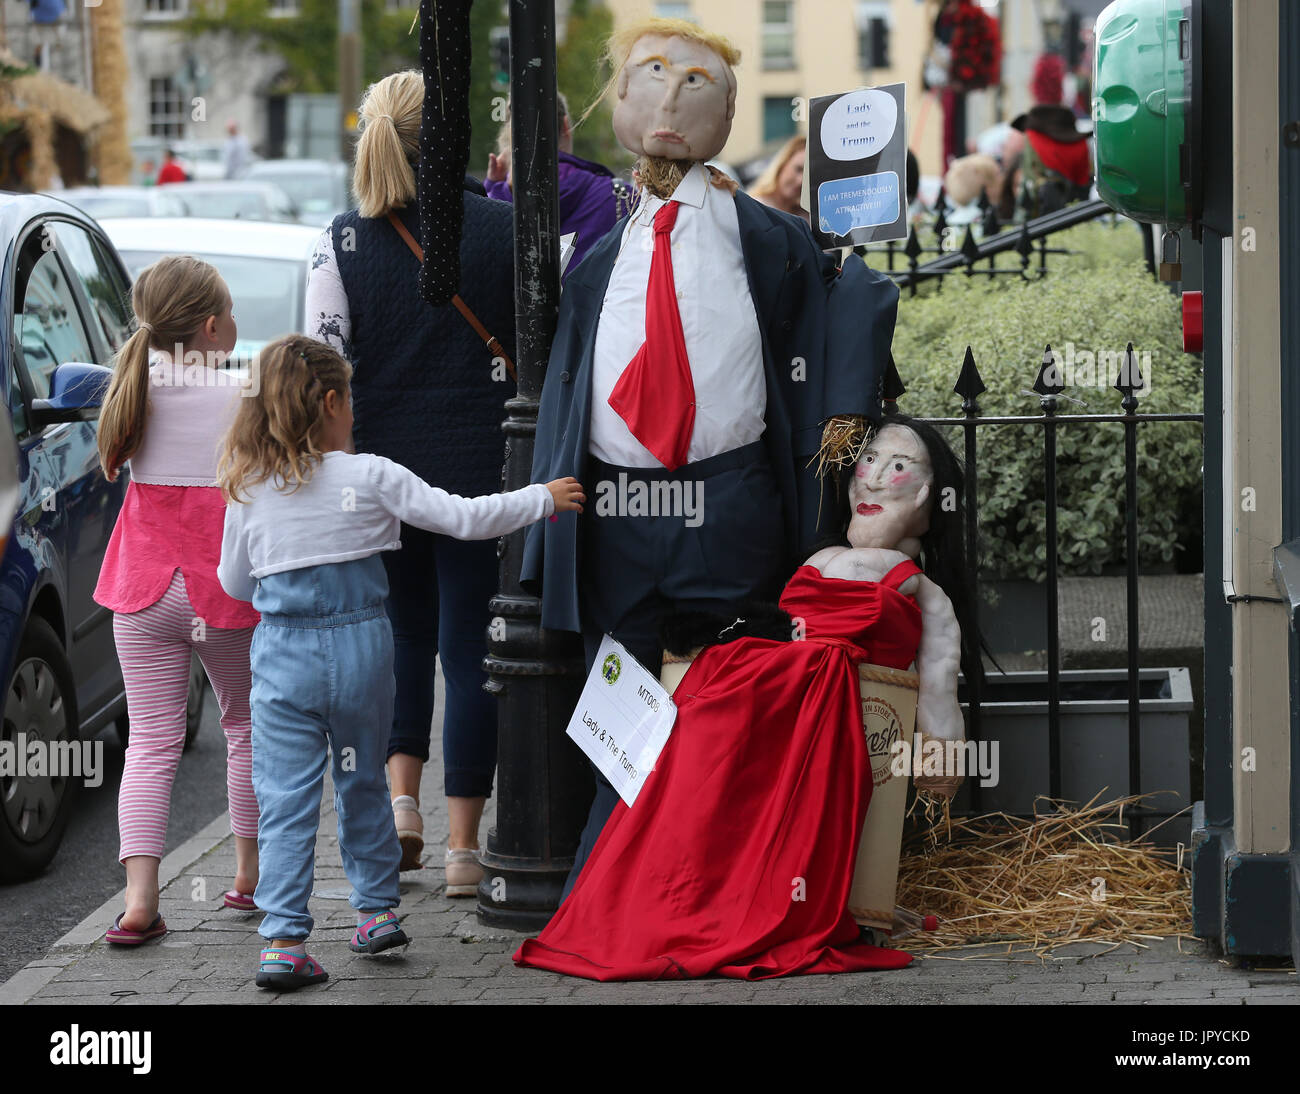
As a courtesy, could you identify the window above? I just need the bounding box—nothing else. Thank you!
[268,0,300,15]
[50,223,134,354]
[385,0,417,9]
[148,77,185,139]
[143,0,185,15]
[761,1,795,71]
[654,1,693,18]
[762,96,798,144]
[856,2,892,71]
[12,230,97,427]
[115,250,303,349]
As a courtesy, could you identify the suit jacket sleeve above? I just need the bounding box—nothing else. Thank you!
[819,248,898,426]
[518,287,583,598]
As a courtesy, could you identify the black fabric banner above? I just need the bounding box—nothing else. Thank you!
[417,0,473,305]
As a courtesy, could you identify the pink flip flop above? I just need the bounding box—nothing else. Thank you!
[106,912,167,946]
[223,891,257,911]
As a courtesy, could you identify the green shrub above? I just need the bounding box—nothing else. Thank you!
[883,251,1203,581]
[873,215,1149,294]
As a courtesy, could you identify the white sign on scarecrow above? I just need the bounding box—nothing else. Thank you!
[565,635,677,807]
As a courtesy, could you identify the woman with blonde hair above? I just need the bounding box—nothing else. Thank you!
[748,134,808,222]
[304,70,518,893]
[94,256,260,944]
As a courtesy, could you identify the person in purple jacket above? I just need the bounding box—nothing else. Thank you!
[485,93,635,276]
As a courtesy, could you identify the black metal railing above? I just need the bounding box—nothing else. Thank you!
[864,196,1116,295]
[886,345,1204,835]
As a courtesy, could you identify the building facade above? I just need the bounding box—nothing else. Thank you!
[600,0,1080,179]
[3,0,281,161]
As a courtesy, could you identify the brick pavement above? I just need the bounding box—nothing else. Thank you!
[2,668,1294,1007]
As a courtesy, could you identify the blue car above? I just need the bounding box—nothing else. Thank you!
[0,193,203,882]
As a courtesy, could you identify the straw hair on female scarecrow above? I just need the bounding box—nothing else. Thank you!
[518,16,903,898]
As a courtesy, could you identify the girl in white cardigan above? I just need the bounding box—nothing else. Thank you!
[216,335,582,990]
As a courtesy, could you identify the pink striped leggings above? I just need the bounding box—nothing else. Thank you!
[114,570,258,861]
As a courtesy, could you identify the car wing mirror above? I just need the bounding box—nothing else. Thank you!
[30,362,114,427]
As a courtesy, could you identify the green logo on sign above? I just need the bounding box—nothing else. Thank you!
[601,652,622,685]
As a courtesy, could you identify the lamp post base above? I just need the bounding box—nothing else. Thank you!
[475,847,576,932]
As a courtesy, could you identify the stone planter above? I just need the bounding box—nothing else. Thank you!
[951,667,1194,846]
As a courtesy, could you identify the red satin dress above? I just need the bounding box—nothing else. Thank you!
[514,561,925,980]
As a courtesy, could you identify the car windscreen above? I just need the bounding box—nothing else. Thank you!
[252,172,343,217]
[179,190,269,220]
[115,250,304,348]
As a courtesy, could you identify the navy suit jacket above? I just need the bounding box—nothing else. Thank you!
[519,188,899,634]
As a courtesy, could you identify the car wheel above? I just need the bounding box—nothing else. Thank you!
[115,652,207,751]
[0,617,81,883]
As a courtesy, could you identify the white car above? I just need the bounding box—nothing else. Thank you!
[100,217,321,360]
[48,186,189,220]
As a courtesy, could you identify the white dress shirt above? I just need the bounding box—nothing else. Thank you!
[589,162,766,468]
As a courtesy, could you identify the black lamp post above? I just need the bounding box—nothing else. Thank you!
[477,0,592,930]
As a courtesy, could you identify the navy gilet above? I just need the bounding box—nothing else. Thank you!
[330,188,516,498]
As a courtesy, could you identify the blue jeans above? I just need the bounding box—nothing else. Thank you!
[382,525,498,798]
[250,556,402,942]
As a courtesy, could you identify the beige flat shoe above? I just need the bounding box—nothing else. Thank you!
[393,799,424,871]
[444,848,483,897]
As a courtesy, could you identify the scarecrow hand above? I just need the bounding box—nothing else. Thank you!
[915,773,964,801]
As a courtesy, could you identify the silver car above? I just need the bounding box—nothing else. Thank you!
[247,160,352,227]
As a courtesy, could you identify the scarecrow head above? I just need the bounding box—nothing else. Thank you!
[602,18,740,163]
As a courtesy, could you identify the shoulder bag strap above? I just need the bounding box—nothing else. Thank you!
[386,211,517,383]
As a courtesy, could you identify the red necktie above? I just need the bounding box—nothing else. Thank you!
[607,200,695,471]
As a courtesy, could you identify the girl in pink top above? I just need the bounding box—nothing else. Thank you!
[94,256,260,945]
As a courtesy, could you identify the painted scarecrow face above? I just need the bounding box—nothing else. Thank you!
[847,424,935,550]
[613,33,736,161]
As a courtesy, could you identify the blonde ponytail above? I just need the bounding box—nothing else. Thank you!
[353,70,423,218]
[97,255,228,480]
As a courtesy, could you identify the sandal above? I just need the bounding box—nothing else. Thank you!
[349,910,409,955]
[223,890,257,911]
[106,912,167,946]
[255,948,328,990]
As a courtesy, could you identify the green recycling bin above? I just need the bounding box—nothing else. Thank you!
[1092,0,1201,227]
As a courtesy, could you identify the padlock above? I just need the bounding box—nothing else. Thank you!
[1158,228,1182,281]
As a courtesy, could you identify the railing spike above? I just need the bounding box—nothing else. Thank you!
[953,345,987,402]
[961,224,980,264]
[1114,341,1144,400]
[1033,343,1065,396]
[904,227,922,260]
[1016,219,1034,258]
[982,197,1000,237]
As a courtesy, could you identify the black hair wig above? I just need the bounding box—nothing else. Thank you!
[809,414,986,686]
